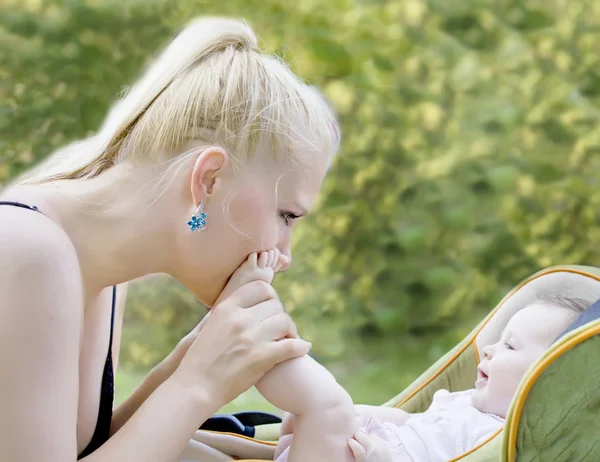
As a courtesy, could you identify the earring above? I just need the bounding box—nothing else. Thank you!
[187,200,207,232]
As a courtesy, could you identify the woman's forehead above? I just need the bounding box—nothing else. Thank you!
[244,154,329,199]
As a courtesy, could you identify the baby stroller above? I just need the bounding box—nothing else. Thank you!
[179,265,600,461]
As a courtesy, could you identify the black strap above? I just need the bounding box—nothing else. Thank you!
[0,201,42,213]
[107,286,116,357]
[78,286,117,459]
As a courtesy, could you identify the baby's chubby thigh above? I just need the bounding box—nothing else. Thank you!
[257,354,353,415]
[258,354,352,412]
[258,355,358,462]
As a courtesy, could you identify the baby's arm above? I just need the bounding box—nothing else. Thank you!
[348,431,397,462]
[257,355,358,462]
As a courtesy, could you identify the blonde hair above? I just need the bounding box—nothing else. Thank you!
[17,17,340,185]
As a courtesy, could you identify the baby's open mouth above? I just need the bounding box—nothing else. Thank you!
[476,367,489,388]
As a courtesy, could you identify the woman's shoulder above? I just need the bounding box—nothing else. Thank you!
[0,199,82,298]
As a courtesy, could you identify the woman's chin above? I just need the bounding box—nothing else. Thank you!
[179,272,229,308]
[187,284,221,309]
[197,291,218,309]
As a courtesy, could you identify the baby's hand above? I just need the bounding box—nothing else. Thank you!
[348,431,393,462]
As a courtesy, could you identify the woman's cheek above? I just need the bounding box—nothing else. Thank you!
[246,218,280,253]
[240,204,279,246]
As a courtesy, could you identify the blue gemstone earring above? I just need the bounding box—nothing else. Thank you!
[187,200,207,232]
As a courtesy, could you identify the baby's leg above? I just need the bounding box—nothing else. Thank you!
[273,414,294,460]
[213,252,274,307]
[215,251,358,462]
[258,355,358,462]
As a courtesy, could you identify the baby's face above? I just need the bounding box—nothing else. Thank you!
[471,303,572,418]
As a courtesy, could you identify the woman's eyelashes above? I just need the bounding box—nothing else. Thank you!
[280,211,302,226]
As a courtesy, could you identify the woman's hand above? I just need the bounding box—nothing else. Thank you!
[112,252,292,434]
[160,249,290,380]
[173,279,312,409]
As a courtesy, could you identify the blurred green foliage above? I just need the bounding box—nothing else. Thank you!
[2,0,600,405]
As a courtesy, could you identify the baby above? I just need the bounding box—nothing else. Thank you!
[213,253,588,462]
[276,294,589,462]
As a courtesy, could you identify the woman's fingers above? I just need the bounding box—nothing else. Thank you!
[262,338,311,367]
[254,311,299,340]
[225,280,278,309]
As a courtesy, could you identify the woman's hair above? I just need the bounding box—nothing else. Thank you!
[17,17,340,185]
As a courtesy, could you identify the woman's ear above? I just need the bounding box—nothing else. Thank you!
[190,147,229,206]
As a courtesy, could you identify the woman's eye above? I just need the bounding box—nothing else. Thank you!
[504,342,514,350]
[280,212,301,226]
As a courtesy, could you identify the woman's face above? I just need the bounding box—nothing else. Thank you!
[175,151,330,307]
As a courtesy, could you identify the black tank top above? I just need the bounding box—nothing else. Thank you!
[0,201,115,458]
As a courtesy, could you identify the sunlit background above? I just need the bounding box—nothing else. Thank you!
[2,0,600,415]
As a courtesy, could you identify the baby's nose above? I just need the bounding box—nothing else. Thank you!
[483,345,493,358]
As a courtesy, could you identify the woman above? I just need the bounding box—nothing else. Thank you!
[0,16,339,461]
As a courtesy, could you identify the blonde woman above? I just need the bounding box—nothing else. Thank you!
[0,17,353,462]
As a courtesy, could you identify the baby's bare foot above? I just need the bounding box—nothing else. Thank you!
[214,250,284,307]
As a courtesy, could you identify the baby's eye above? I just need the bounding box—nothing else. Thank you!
[504,342,514,351]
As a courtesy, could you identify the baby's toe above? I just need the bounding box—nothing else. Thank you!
[258,251,269,269]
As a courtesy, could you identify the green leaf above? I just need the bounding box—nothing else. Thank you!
[308,36,353,77]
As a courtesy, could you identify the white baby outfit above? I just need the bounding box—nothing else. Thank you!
[360,389,504,461]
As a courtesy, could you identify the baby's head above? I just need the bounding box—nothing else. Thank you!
[471,295,589,418]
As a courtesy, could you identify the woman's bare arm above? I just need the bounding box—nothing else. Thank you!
[0,218,83,460]
[0,218,216,462]
[110,357,175,435]
[84,377,211,462]
[110,302,209,436]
